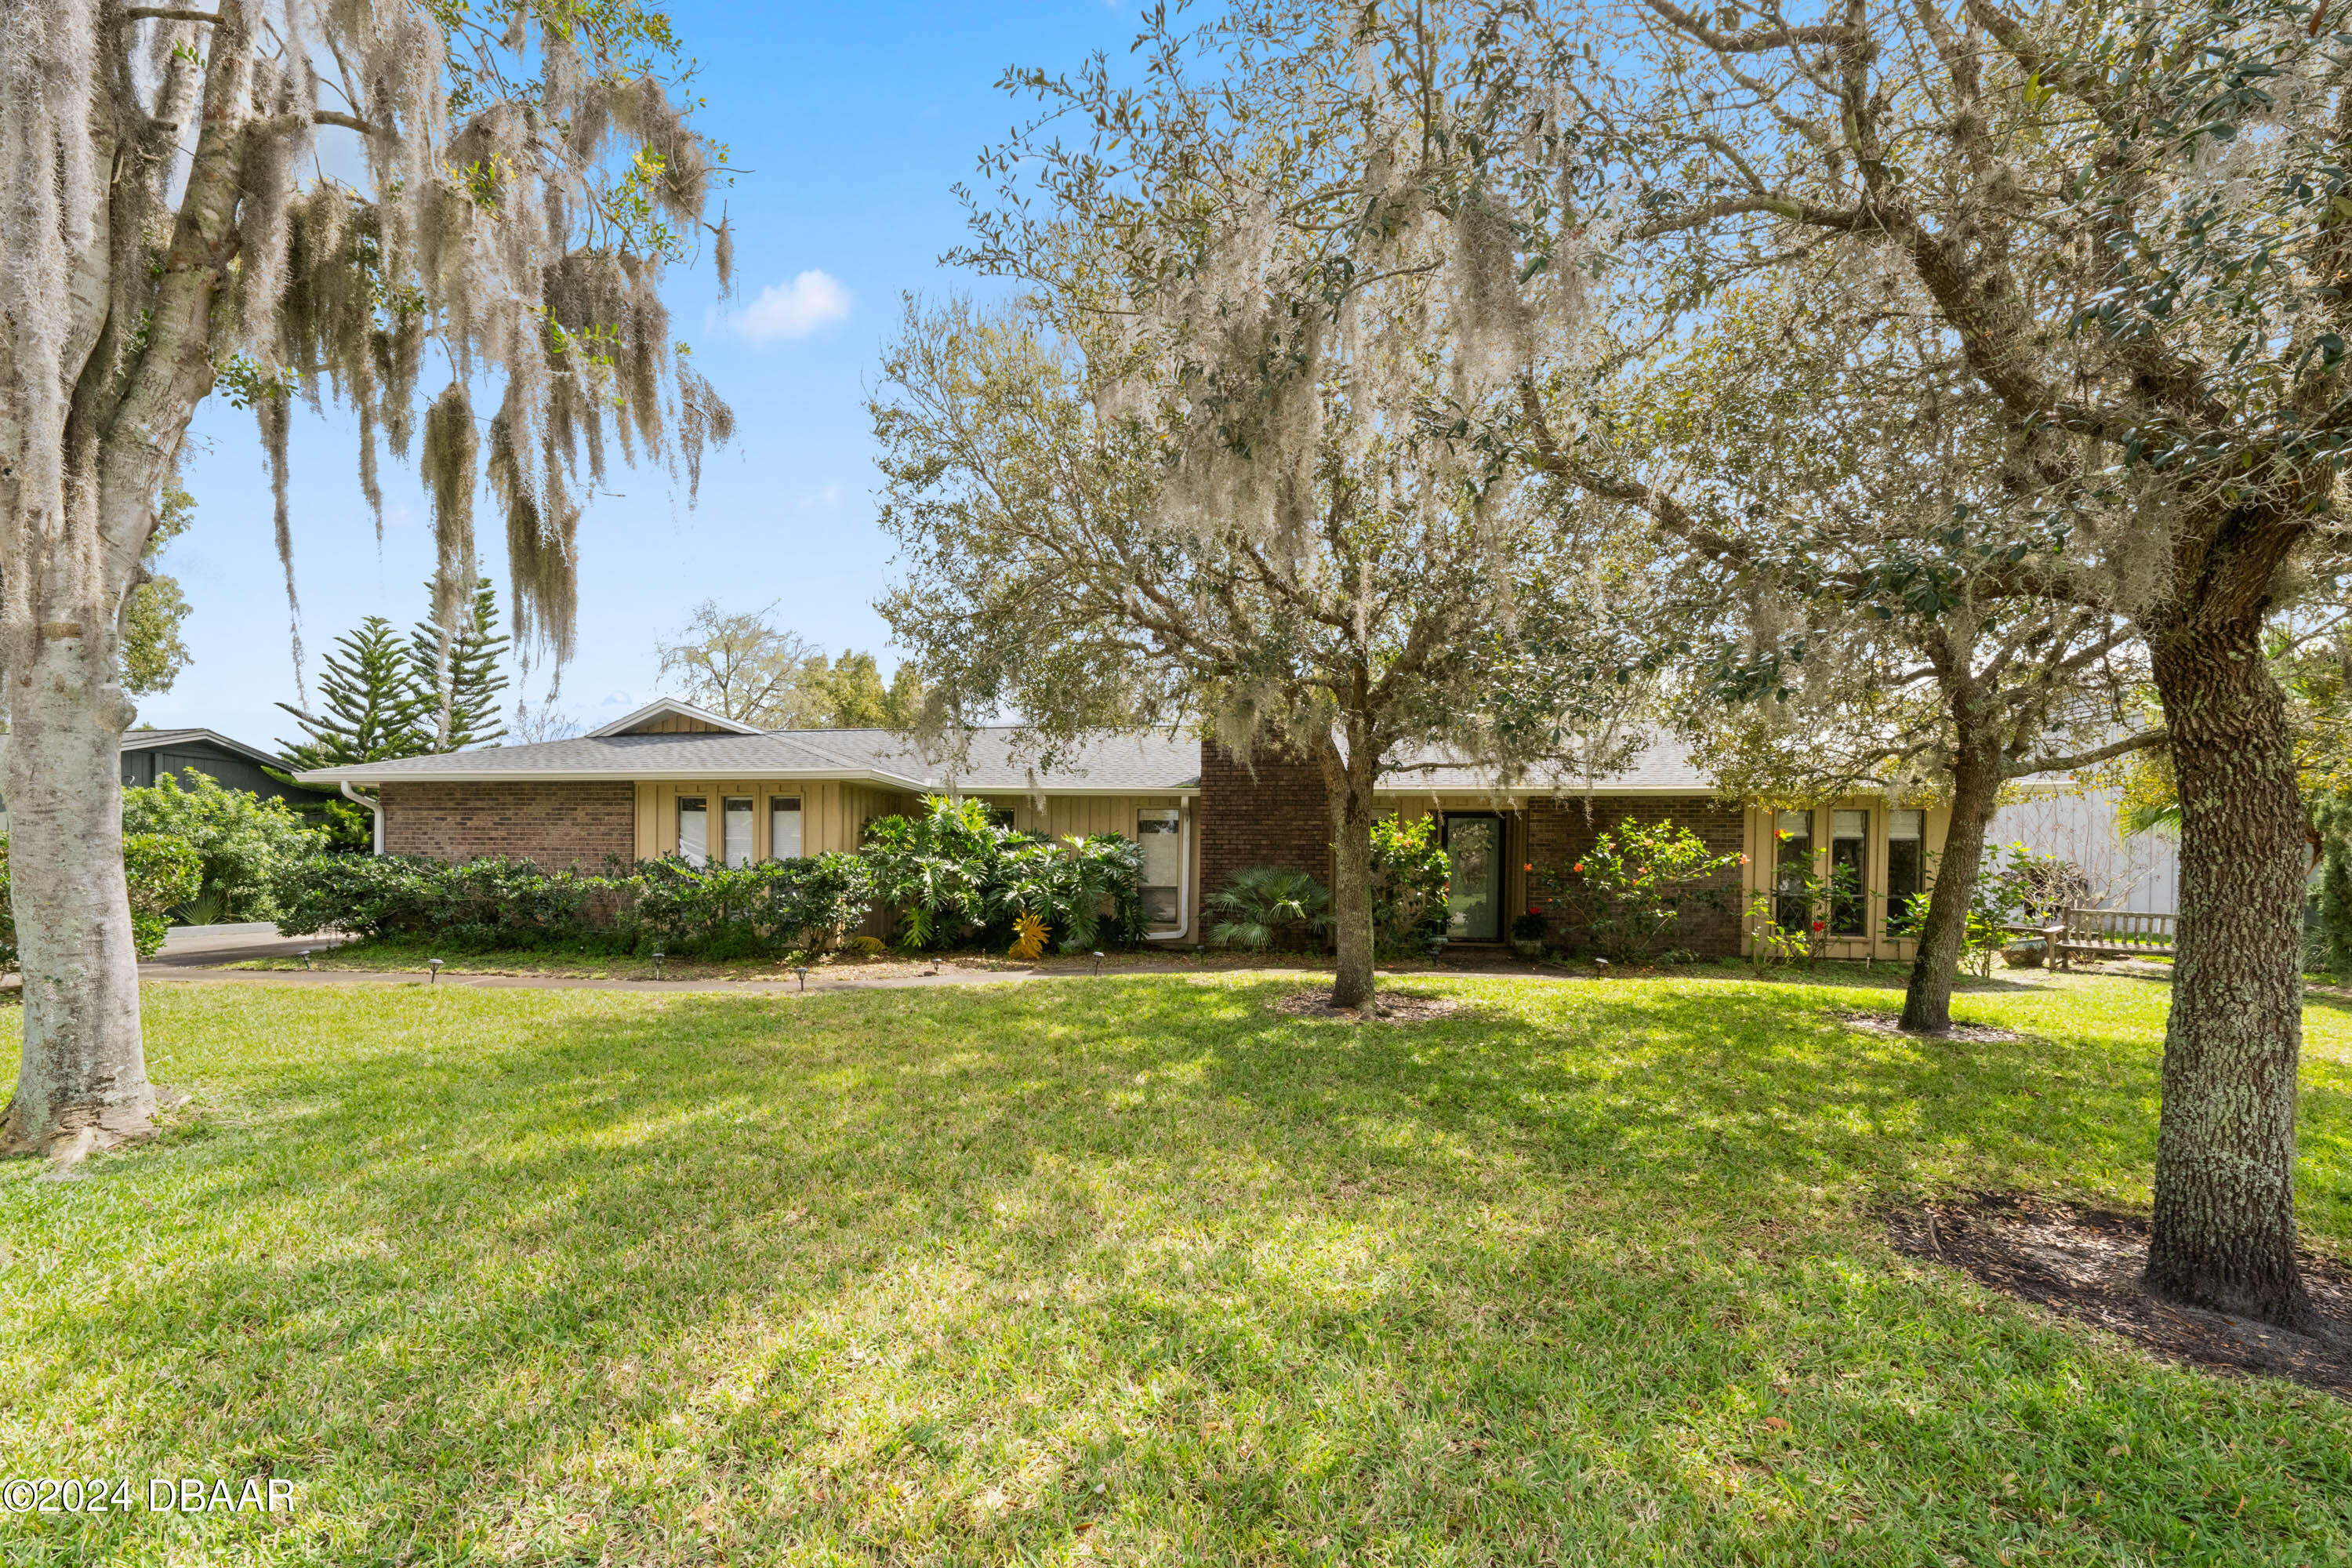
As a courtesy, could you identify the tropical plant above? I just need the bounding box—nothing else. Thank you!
[1370,815,1451,958]
[1207,868,1334,954]
[1742,893,1809,977]
[860,796,1145,953]
[1009,913,1049,962]
[1561,819,1743,966]
[122,772,322,923]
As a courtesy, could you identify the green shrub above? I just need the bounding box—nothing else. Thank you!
[0,830,201,965]
[272,854,613,952]
[123,771,323,923]
[1555,818,1742,965]
[862,796,1145,952]
[1370,815,1450,956]
[1207,866,1332,952]
[619,852,874,958]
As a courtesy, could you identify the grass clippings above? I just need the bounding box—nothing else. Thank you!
[1889,1192,2352,1400]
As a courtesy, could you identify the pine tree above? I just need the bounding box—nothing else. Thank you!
[409,578,510,751]
[274,618,433,771]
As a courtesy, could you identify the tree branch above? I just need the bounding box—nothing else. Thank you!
[2004,729,2167,779]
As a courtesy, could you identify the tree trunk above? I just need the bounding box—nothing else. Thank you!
[1,626,152,1156]
[2143,612,2314,1327]
[1900,738,2002,1033]
[1323,736,1378,1011]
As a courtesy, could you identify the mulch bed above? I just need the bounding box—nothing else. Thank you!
[1840,1011,2023,1043]
[1888,1192,2352,1399]
[1275,989,1464,1023]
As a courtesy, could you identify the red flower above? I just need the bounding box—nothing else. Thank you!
[1572,862,1584,873]
[1812,920,1825,931]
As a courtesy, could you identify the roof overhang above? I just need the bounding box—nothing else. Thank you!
[299,765,1202,793]
[585,698,765,738]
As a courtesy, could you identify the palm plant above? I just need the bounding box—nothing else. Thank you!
[1207,867,1334,953]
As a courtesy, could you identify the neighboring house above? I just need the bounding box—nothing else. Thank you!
[295,697,1965,959]
[0,727,338,833]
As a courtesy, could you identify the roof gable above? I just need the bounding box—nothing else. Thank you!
[586,698,764,738]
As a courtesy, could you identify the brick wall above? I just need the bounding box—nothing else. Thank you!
[379,781,636,870]
[1198,740,1331,910]
[1526,794,1747,957]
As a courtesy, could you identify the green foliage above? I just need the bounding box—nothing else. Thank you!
[860,796,1145,953]
[1557,818,1743,965]
[0,831,201,966]
[1890,842,2090,978]
[409,577,510,750]
[1740,891,1809,975]
[276,615,434,771]
[121,772,322,924]
[1370,815,1450,957]
[1207,866,1333,953]
[271,855,612,953]
[804,650,931,729]
[122,477,197,698]
[620,853,875,960]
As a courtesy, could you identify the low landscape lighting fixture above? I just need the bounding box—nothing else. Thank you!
[794,967,809,993]
[652,949,665,981]
[1092,951,1105,978]
[298,949,311,971]
[426,958,444,984]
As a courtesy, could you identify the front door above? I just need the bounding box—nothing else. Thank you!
[1443,814,1504,942]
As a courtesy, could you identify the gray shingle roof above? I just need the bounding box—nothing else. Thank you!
[296,724,1718,797]
[295,726,1205,793]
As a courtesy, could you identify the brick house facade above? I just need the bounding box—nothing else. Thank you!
[1525,794,1748,958]
[379,781,636,870]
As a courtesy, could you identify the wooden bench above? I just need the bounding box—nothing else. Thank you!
[2048,907,2177,970]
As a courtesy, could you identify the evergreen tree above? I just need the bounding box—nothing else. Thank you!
[409,578,510,751]
[274,618,433,771]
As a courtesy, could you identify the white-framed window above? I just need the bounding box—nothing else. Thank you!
[769,795,804,860]
[1888,808,1927,927]
[1137,808,1181,928]
[1830,809,1868,935]
[677,795,710,866]
[723,797,754,868]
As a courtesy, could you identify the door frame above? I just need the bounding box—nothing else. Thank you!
[1442,811,1509,943]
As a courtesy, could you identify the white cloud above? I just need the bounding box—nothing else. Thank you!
[731,270,851,344]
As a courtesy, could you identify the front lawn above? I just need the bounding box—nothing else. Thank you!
[2,972,2350,1564]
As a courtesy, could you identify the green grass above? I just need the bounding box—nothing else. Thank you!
[3,971,2350,1565]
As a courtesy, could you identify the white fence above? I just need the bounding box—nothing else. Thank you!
[1987,787,2179,917]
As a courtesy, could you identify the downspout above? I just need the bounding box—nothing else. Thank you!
[340,782,383,855]
[1145,797,1193,942]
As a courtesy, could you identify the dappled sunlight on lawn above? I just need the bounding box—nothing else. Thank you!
[0,973,2346,1563]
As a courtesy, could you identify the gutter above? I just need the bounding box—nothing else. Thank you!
[340,782,382,855]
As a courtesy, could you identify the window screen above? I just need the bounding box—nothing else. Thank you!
[1887,809,1926,929]
[1137,809,1181,928]
[770,796,804,860]
[1830,809,1867,935]
[1773,810,1813,931]
[677,796,709,866]
[723,797,754,869]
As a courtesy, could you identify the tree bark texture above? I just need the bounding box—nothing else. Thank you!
[1321,732,1379,1011]
[2144,608,2315,1327]
[1,628,149,1155]
[1900,737,2002,1033]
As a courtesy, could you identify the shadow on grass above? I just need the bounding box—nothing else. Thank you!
[14,975,2351,1563]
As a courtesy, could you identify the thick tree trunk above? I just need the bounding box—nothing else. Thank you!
[2143,612,2314,1327]
[2,626,151,1156]
[1900,739,2002,1033]
[1323,735,1378,1011]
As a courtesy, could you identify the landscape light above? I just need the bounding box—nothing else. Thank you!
[652,949,666,981]
[1092,951,1105,978]
[794,966,809,993]
[298,949,311,971]
[426,958,444,984]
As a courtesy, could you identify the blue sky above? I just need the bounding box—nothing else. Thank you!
[152,2,1142,748]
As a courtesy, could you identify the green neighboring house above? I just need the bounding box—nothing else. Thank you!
[0,728,339,833]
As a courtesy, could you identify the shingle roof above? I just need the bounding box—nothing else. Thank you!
[295,724,1719,797]
[294,726,1204,793]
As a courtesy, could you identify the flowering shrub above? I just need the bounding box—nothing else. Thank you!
[1556,818,1743,964]
[1370,815,1450,956]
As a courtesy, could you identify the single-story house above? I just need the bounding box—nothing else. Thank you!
[294,697,1957,959]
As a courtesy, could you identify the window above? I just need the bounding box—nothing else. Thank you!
[723,797,753,869]
[982,803,1017,829]
[1887,809,1926,930]
[1137,809,1181,928]
[677,796,709,866]
[769,795,804,860]
[1830,809,1867,935]
[1773,810,1813,931]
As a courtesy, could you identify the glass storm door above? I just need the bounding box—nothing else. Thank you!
[1444,815,1504,942]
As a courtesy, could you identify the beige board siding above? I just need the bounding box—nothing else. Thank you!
[633,780,916,862]
[624,713,739,734]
